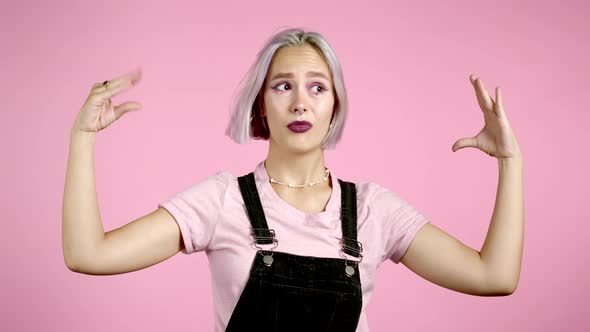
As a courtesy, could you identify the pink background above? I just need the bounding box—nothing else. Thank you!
[2,0,588,331]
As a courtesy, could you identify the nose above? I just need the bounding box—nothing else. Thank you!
[292,91,308,115]
[293,104,306,115]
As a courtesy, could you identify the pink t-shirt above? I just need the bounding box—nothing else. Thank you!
[158,160,430,332]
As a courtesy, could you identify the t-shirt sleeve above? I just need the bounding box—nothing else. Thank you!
[157,171,231,255]
[371,184,431,264]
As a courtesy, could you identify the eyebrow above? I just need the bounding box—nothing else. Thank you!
[269,71,331,81]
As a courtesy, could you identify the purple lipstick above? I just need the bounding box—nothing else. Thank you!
[287,121,312,133]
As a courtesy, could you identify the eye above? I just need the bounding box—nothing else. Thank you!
[272,82,290,92]
[311,85,324,94]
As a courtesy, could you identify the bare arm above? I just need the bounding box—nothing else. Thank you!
[62,69,186,275]
[400,157,523,296]
[62,127,185,275]
[400,75,523,296]
[62,128,104,269]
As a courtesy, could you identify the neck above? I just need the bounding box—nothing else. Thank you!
[265,145,328,187]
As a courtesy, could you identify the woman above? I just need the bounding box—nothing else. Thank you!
[63,28,524,331]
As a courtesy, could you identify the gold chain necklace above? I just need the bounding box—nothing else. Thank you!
[269,168,330,188]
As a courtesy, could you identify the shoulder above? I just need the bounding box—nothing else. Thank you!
[172,170,234,198]
[346,179,409,209]
[344,179,390,202]
[197,170,233,187]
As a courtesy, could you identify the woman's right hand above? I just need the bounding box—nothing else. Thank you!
[72,68,143,133]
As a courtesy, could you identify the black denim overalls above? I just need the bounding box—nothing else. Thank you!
[224,172,363,332]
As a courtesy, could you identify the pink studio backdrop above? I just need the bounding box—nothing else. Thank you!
[1,0,588,331]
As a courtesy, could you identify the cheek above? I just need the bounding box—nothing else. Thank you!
[317,91,335,106]
[263,93,286,113]
[319,98,335,118]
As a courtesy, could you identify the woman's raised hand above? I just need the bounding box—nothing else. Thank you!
[72,68,143,133]
[451,74,522,160]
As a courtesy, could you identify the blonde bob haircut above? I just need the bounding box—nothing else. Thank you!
[225,27,348,150]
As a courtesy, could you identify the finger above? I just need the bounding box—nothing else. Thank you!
[494,86,505,117]
[476,77,495,107]
[105,67,142,87]
[469,74,488,112]
[452,137,477,152]
[115,101,142,114]
[90,81,110,94]
[93,68,142,95]
[470,74,494,112]
[114,101,142,120]
[95,71,142,100]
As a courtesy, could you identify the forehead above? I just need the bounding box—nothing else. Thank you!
[267,45,331,79]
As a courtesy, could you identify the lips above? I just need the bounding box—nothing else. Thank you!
[287,121,312,133]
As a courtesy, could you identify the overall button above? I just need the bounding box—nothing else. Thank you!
[345,266,355,277]
[263,255,274,266]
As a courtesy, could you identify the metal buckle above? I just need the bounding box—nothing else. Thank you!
[251,238,278,251]
[339,248,363,264]
[250,228,278,267]
[250,228,278,251]
[250,228,276,242]
[339,249,362,277]
[339,238,363,277]
[339,238,363,258]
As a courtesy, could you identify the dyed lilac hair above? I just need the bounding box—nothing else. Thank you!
[224,27,348,150]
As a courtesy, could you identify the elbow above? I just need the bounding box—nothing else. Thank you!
[63,251,93,274]
[504,281,518,296]
[502,272,520,295]
[65,261,78,273]
[484,270,519,296]
[65,259,94,275]
[63,243,99,274]
[482,261,520,296]
[496,279,519,296]
[63,246,81,272]
[64,255,81,273]
[496,286,516,297]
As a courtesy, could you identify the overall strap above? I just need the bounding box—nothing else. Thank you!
[237,172,275,245]
[338,179,363,258]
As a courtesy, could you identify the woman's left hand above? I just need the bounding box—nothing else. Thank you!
[452,74,522,160]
